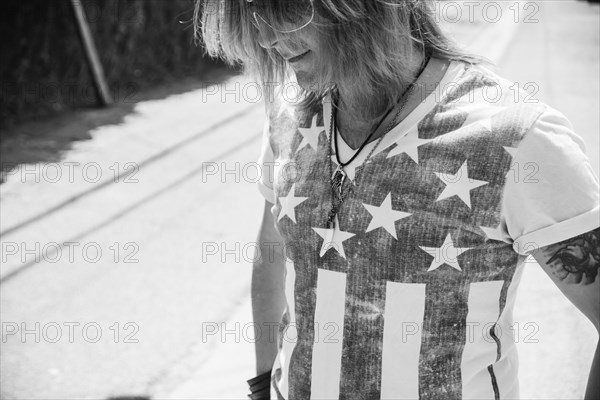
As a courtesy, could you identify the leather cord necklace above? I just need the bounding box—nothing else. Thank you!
[326,56,431,229]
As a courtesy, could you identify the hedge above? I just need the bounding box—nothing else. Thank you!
[0,0,225,128]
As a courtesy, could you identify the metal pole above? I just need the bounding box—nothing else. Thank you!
[70,0,112,105]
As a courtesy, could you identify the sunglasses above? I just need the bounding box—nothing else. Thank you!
[245,0,315,33]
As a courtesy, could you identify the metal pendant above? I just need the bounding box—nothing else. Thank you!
[331,166,346,197]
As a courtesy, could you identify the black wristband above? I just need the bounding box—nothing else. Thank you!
[247,370,271,400]
[249,378,270,392]
[248,389,270,400]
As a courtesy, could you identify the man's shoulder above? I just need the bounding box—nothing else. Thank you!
[444,61,546,111]
[421,61,549,144]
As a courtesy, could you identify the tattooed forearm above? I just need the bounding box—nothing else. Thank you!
[541,227,599,285]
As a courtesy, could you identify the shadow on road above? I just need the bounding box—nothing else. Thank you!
[0,64,241,184]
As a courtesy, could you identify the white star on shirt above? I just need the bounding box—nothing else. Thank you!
[420,233,471,272]
[363,193,412,239]
[384,125,434,163]
[278,184,308,223]
[503,146,518,158]
[435,160,488,208]
[479,225,506,242]
[312,217,355,259]
[297,114,323,152]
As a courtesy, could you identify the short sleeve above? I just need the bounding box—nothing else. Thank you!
[257,118,277,204]
[501,107,600,255]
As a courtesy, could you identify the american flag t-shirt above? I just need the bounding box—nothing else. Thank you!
[256,60,599,399]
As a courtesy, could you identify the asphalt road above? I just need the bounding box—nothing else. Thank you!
[0,1,598,399]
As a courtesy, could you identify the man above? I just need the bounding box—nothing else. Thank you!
[196,1,599,399]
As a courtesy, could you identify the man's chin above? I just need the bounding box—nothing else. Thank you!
[294,70,318,92]
[294,71,311,90]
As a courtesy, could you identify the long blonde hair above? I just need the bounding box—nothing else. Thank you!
[195,0,486,118]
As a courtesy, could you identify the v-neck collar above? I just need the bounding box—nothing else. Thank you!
[322,59,468,180]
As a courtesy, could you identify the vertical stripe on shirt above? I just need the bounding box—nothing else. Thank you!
[310,269,346,399]
[381,281,427,399]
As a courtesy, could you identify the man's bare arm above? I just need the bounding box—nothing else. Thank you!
[252,200,287,375]
[531,227,600,399]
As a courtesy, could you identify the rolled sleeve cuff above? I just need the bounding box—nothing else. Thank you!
[512,205,600,255]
